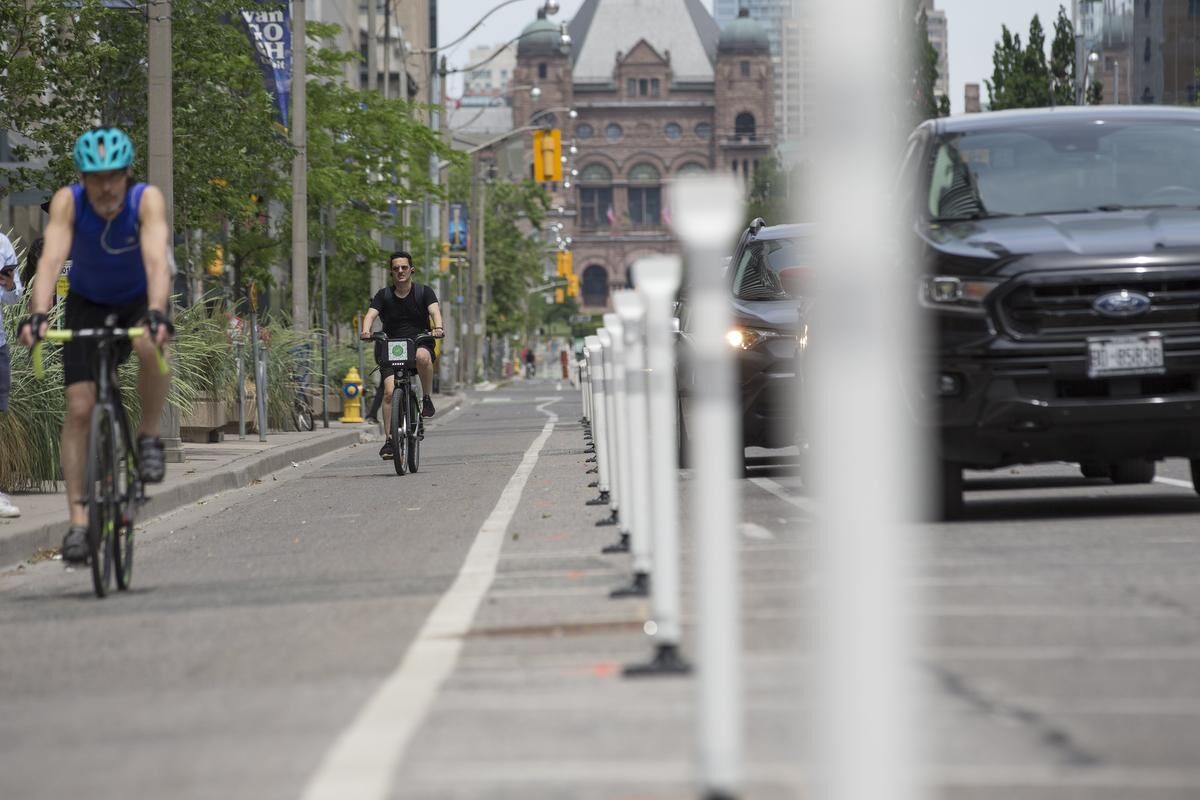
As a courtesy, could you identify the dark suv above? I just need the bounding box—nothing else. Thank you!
[677,220,810,463]
[908,106,1200,517]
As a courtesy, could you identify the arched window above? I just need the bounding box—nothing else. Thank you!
[578,164,614,230]
[582,264,610,308]
[627,163,661,227]
[735,112,756,141]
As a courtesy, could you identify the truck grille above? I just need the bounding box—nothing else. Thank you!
[1000,277,1200,337]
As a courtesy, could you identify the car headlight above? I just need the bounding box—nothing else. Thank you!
[920,276,1003,312]
[725,326,795,350]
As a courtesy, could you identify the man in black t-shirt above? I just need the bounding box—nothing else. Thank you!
[360,251,445,459]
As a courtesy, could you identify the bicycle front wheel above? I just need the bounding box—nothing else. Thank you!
[113,439,136,591]
[391,383,408,476]
[406,390,420,473]
[85,407,118,598]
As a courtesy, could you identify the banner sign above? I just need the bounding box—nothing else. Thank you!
[240,3,292,131]
[448,203,469,251]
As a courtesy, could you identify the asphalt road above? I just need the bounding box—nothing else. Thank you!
[2,378,1200,799]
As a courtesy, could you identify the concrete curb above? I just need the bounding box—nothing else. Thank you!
[0,431,362,570]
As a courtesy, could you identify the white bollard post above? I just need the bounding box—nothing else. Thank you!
[600,317,632,551]
[581,353,592,425]
[807,3,925,800]
[584,336,611,506]
[611,291,652,598]
[625,255,691,677]
[668,174,745,798]
[595,328,621,532]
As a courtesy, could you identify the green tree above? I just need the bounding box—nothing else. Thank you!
[989,9,1096,111]
[745,156,788,226]
[304,21,455,325]
[481,179,550,338]
[910,2,949,124]
[1050,5,1076,106]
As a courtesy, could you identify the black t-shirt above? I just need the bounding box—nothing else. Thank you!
[370,283,437,341]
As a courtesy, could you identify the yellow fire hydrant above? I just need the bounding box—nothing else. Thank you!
[339,367,365,423]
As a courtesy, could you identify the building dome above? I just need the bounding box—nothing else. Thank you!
[518,10,564,58]
[717,7,769,55]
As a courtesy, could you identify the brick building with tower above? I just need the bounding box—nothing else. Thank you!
[499,0,775,311]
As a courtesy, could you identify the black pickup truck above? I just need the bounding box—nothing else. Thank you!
[907,106,1200,518]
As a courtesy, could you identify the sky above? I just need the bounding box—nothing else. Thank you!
[437,0,1067,112]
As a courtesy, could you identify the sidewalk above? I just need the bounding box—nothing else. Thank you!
[0,393,465,569]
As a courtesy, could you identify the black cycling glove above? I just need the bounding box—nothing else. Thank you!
[146,309,175,341]
[18,313,48,345]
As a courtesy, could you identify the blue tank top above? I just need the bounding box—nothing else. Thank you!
[69,182,148,305]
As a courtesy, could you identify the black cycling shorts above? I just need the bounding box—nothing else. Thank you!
[62,292,148,386]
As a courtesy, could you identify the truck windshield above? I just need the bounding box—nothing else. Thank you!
[928,119,1200,220]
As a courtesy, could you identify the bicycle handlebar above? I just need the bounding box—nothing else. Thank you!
[32,327,169,380]
[364,331,438,345]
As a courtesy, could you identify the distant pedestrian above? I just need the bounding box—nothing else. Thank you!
[0,230,23,517]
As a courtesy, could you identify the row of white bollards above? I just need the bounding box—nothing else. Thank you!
[576,173,746,800]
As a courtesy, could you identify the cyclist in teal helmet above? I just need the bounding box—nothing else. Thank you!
[17,126,174,565]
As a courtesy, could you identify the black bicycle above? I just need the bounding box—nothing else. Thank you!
[34,318,168,597]
[369,331,435,476]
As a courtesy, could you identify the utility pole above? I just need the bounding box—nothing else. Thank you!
[367,0,378,91]
[1073,0,1087,105]
[148,0,183,463]
[292,0,309,330]
[383,0,391,101]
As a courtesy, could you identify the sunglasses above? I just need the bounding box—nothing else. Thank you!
[390,264,412,272]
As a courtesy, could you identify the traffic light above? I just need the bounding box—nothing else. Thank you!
[554,287,565,304]
[440,241,451,272]
[206,244,225,277]
[533,129,562,182]
[567,271,580,299]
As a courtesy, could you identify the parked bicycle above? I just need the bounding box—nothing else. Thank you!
[368,331,436,476]
[33,317,168,597]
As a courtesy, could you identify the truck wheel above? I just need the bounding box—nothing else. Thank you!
[1110,459,1156,485]
[1080,462,1110,479]
[939,462,964,521]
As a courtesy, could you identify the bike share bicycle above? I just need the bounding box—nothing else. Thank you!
[33,317,169,597]
[369,331,435,476]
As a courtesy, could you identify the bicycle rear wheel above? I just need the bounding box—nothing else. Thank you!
[391,383,408,475]
[406,390,420,473]
[86,407,117,598]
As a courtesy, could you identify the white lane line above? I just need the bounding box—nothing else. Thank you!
[749,477,820,515]
[480,397,513,403]
[300,398,561,800]
[1155,476,1194,490]
[739,521,775,540]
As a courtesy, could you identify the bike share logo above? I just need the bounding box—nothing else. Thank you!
[1093,290,1152,318]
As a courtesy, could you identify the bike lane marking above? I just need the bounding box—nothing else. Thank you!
[300,398,562,800]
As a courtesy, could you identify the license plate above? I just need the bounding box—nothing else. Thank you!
[1087,334,1164,378]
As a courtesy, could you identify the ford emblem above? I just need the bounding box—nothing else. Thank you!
[1093,290,1152,318]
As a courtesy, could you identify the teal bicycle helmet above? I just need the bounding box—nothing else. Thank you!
[73,127,134,173]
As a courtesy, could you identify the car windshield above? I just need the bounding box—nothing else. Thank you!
[927,119,1200,220]
[732,236,809,301]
